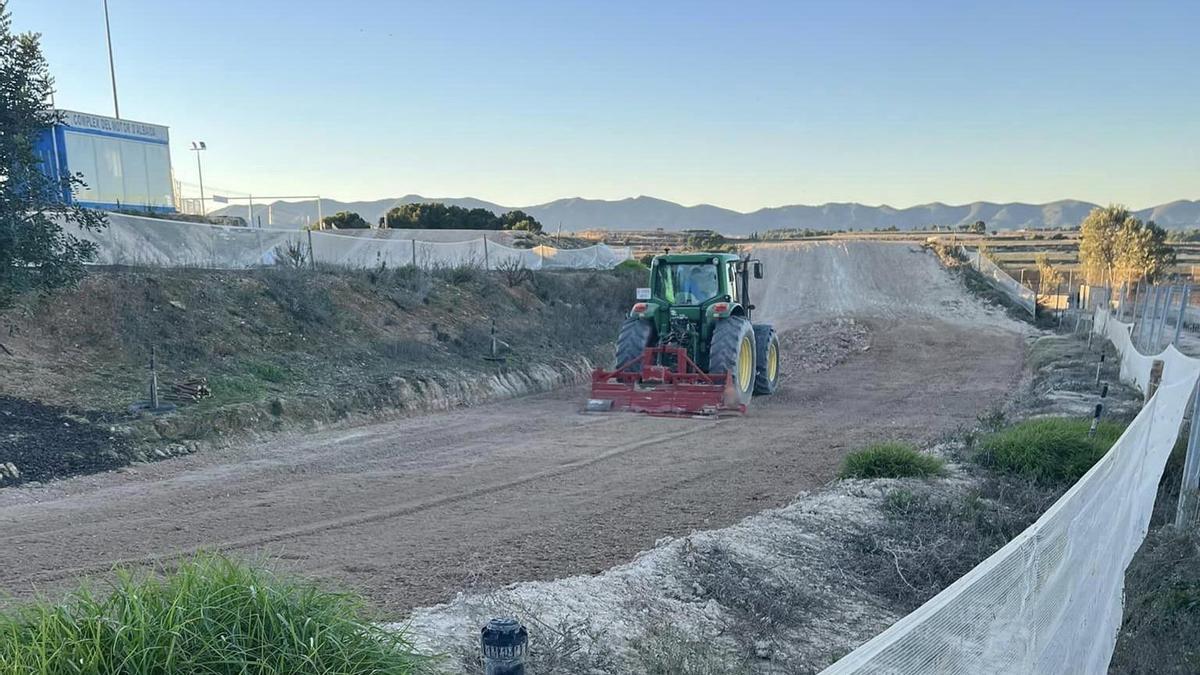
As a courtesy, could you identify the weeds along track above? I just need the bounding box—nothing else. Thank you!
[0,242,1028,613]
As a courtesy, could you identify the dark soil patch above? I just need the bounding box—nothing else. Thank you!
[0,396,133,484]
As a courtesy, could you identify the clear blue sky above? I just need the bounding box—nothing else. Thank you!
[11,0,1199,210]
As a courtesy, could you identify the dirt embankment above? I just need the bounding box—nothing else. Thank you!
[0,266,640,484]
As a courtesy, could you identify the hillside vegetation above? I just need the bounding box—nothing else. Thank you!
[1,265,640,482]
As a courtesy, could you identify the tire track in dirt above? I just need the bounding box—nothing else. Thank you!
[11,422,719,584]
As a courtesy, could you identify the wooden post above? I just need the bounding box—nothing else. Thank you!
[483,236,490,270]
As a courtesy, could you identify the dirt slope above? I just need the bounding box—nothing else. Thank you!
[0,243,1027,614]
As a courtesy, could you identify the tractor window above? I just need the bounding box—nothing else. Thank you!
[654,263,720,305]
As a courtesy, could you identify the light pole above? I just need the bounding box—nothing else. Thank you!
[103,0,120,118]
[190,141,207,215]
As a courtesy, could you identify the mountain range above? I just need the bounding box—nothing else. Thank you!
[212,195,1200,234]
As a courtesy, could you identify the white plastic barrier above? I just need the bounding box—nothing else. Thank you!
[64,213,631,270]
[822,308,1200,675]
[966,249,1037,315]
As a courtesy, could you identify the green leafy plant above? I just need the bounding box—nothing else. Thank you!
[320,210,370,229]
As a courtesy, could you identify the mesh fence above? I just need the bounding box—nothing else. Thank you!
[965,248,1036,315]
[821,308,1200,674]
[68,213,632,270]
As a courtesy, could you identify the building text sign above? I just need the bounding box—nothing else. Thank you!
[60,110,169,143]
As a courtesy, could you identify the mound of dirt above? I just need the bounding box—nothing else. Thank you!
[750,241,1026,333]
[780,318,870,374]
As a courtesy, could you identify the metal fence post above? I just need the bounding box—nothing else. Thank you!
[307,229,316,270]
[1176,380,1200,527]
[482,236,490,270]
[1140,285,1160,351]
[1154,285,1175,352]
[411,239,418,268]
[1135,283,1152,345]
[1175,284,1191,346]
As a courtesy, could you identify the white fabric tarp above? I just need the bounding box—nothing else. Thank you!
[821,308,1200,675]
[63,213,631,270]
[965,249,1036,315]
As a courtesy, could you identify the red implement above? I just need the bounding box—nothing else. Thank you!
[588,345,745,417]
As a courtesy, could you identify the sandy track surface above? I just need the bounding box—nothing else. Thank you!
[0,243,1026,614]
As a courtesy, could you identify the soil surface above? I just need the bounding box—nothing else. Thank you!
[0,397,131,484]
[0,243,1028,615]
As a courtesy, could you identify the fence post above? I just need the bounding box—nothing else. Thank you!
[1176,380,1200,527]
[307,229,316,270]
[1175,284,1191,346]
[1147,282,1166,345]
[412,239,417,268]
[1140,285,1159,351]
[1058,280,1066,330]
[1137,283,1156,345]
[1127,279,1140,322]
[482,236,490,270]
[1154,285,1175,352]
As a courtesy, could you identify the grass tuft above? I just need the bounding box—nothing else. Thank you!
[839,442,946,479]
[974,416,1124,483]
[0,554,423,674]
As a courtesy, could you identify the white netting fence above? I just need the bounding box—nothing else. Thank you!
[821,308,1200,674]
[965,248,1036,315]
[67,213,632,271]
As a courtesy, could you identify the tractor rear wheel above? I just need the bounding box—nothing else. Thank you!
[709,316,756,407]
[614,318,655,371]
[752,324,781,395]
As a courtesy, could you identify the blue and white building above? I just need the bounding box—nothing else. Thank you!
[36,109,175,213]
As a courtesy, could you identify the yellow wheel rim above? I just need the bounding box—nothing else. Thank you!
[767,341,778,381]
[737,335,754,391]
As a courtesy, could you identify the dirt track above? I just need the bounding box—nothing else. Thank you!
[0,243,1027,614]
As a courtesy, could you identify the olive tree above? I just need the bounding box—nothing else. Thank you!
[1078,205,1174,284]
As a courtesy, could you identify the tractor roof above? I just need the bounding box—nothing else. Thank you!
[654,251,740,264]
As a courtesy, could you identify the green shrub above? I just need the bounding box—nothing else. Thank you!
[974,416,1125,483]
[615,258,649,273]
[0,554,422,674]
[839,442,946,479]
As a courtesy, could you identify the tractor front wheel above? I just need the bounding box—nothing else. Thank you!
[709,317,756,407]
[752,324,781,395]
[614,318,655,371]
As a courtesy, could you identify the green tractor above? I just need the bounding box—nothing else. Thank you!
[589,252,781,416]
